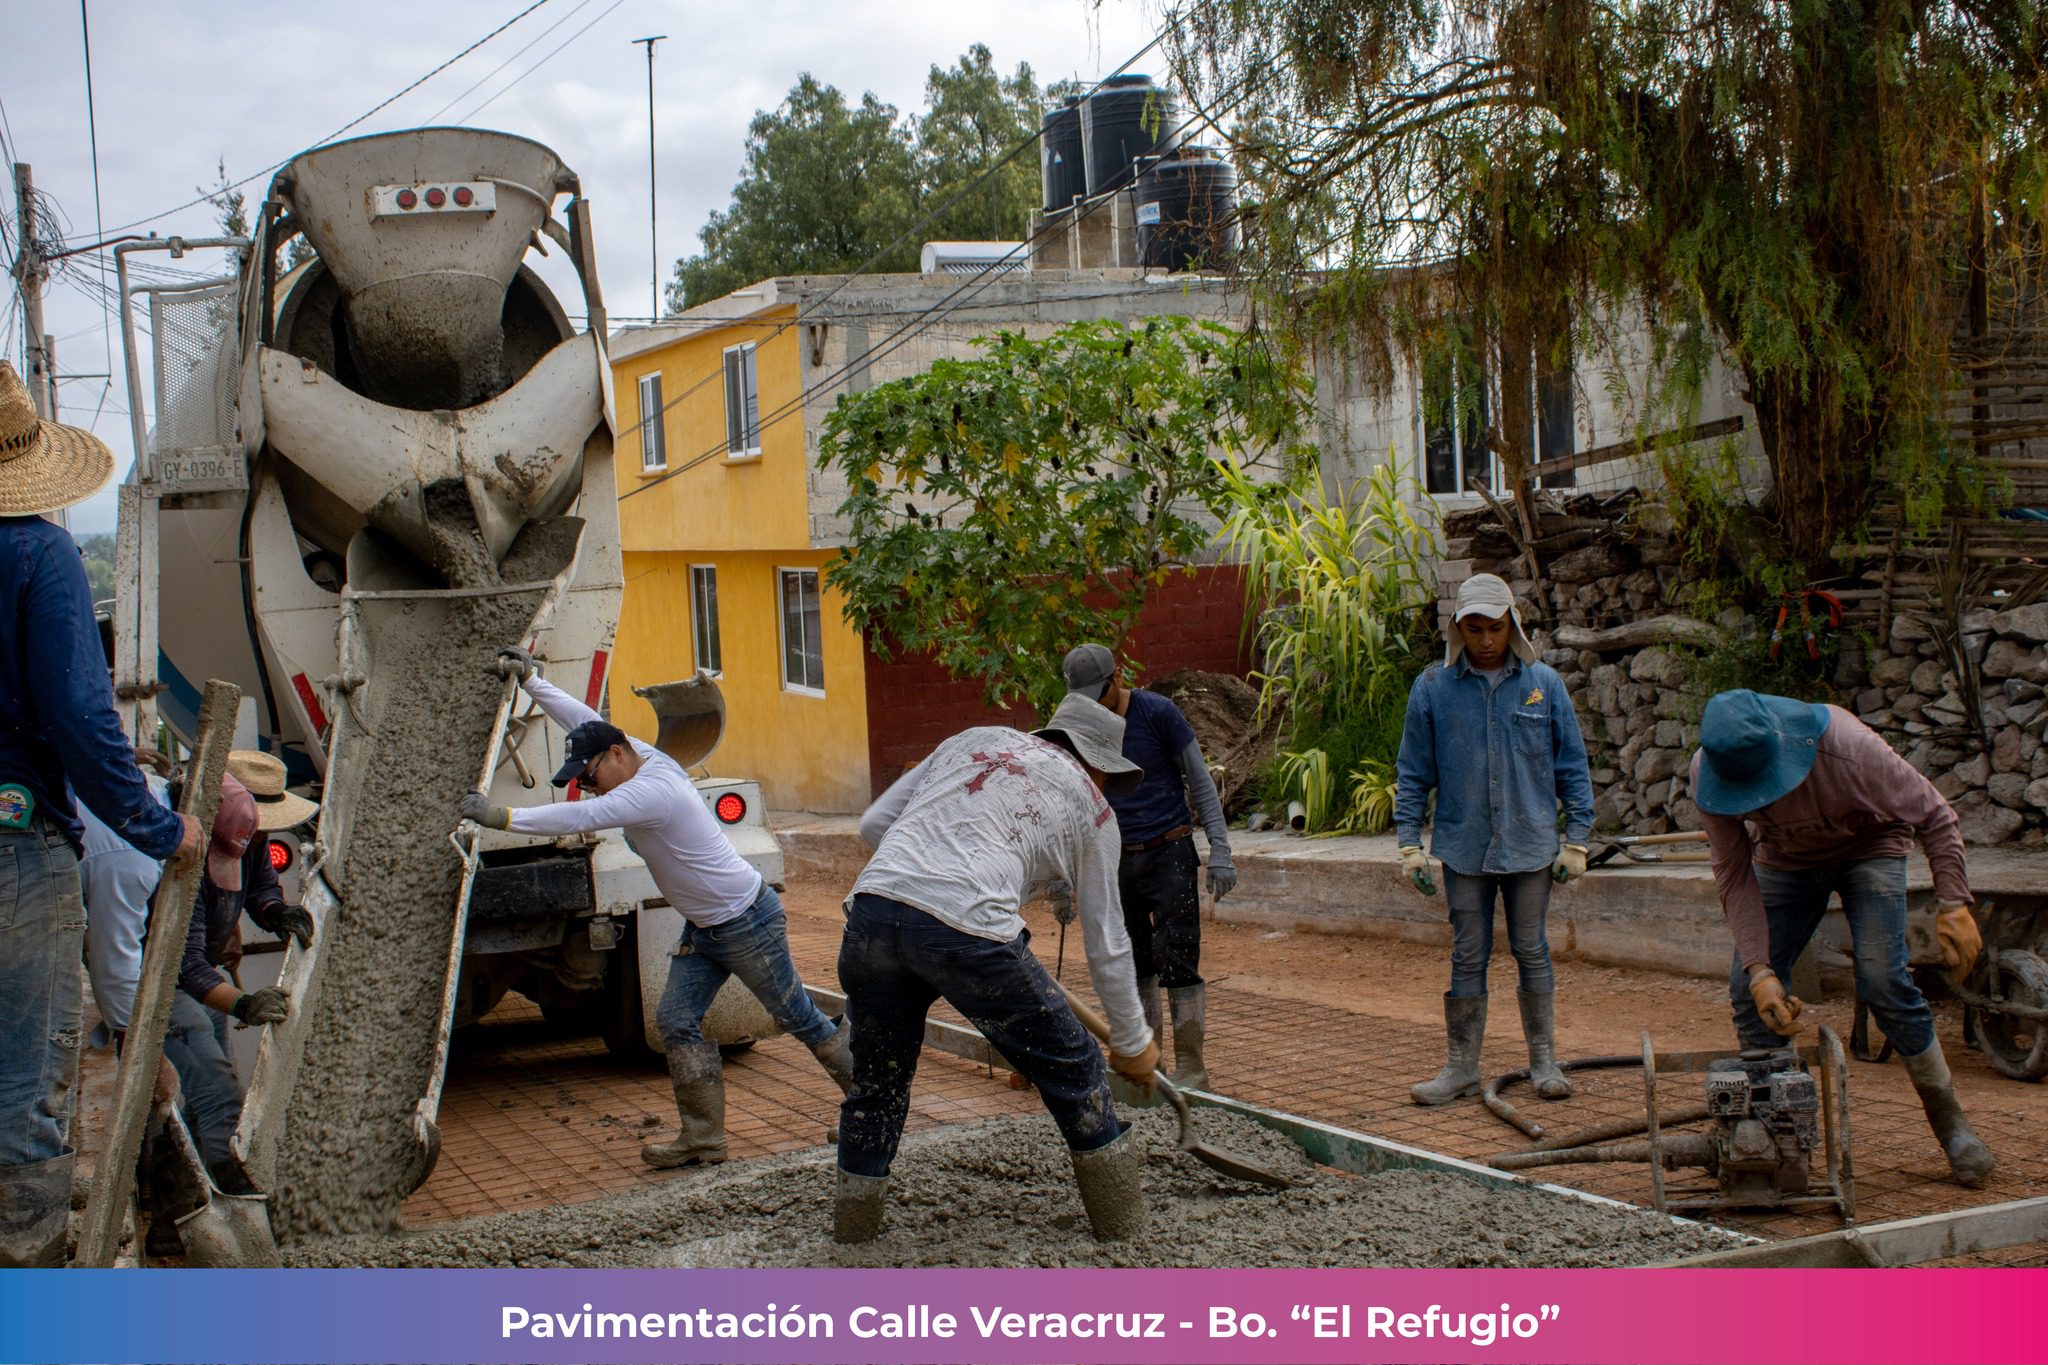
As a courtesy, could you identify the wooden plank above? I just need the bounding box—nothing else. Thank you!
[1528,415,1746,477]
[75,677,240,1266]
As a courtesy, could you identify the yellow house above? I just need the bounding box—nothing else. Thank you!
[607,269,1247,812]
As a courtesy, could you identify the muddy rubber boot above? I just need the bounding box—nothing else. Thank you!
[1138,975,1161,1042]
[1901,1041,1996,1188]
[1519,990,1572,1100]
[1168,983,1209,1091]
[0,1152,74,1268]
[1068,1128,1147,1241]
[1410,995,1487,1106]
[809,1017,856,1094]
[641,1042,728,1169]
[833,1168,889,1244]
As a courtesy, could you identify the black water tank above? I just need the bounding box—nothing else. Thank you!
[1134,148,1241,272]
[1081,75,1184,198]
[1040,96,1084,212]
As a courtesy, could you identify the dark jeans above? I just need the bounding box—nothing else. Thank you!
[0,820,85,1168]
[836,892,1120,1178]
[1728,856,1932,1055]
[1119,835,1202,987]
[1443,866,1556,998]
[656,882,836,1050]
[163,993,243,1176]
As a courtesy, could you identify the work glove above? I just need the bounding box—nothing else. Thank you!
[1207,853,1238,901]
[249,902,315,949]
[1399,845,1436,897]
[1747,966,1804,1037]
[1552,844,1589,884]
[460,791,512,830]
[494,645,536,683]
[231,987,291,1027]
[1046,880,1076,926]
[1108,1037,1161,1097]
[1935,901,1983,981]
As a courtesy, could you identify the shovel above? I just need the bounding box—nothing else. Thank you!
[1587,830,1709,866]
[1055,981,1296,1189]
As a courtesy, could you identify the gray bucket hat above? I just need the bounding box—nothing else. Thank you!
[1445,572,1537,668]
[1034,693,1143,795]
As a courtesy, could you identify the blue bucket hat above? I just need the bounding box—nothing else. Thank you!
[1694,690,1832,816]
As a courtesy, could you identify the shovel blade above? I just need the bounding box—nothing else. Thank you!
[175,1193,280,1267]
[632,672,727,769]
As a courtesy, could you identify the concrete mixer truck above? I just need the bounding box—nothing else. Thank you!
[109,128,785,1223]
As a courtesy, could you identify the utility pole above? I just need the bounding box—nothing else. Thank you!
[632,34,666,320]
[11,163,55,419]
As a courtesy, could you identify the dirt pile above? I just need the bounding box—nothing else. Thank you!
[1149,670,1280,815]
[286,1106,1738,1268]
[269,518,577,1240]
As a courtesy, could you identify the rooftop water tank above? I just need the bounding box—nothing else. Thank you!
[1080,75,1184,198]
[1133,147,1241,272]
[1040,96,1084,212]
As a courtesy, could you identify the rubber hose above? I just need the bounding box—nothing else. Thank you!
[1483,1054,1645,1140]
[1490,1139,1657,1171]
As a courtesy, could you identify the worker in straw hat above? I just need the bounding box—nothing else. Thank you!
[0,361,203,1264]
[1693,689,1995,1187]
[1394,572,1594,1109]
[834,695,1159,1246]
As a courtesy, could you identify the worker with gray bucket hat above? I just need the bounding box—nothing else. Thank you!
[835,694,1159,1245]
[1061,642,1235,1091]
[1693,689,1995,1187]
[0,360,204,1265]
[1395,573,1594,1108]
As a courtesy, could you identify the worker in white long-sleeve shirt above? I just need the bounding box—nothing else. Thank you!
[459,646,852,1171]
[833,693,1159,1246]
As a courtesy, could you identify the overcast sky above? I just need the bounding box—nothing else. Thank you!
[2,0,1160,534]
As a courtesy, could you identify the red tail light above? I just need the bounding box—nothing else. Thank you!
[714,793,746,824]
[269,840,293,872]
[425,186,447,208]
[453,186,474,206]
[396,188,418,210]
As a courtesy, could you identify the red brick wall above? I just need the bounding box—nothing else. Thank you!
[862,564,1253,797]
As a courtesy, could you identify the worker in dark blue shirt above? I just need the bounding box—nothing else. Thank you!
[1062,643,1236,1091]
[0,361,201,1266]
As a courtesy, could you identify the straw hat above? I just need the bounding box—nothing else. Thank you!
[225,749,320,831]
[0,360,115,517]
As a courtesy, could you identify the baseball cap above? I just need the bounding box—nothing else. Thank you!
[553,720,630,787]
[1061,643,1118,701]
[208,775,258,893]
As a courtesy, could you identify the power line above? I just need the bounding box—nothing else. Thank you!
[423,0,597,122]
[456,0,627,123]
[79,0,115,429]
[97,0,556,236]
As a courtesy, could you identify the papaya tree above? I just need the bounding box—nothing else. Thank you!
[818,315,1316,711]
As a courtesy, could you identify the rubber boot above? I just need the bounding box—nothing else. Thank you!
[1410,995,1487,1106]
[809,1016,856,1094]
[0,1151,74,1268]
[1900,1040,1996,1188]
[1168,983,1209,1091]
[641,1042,728,1169]
[1068,1127,1148,1241]
[1519,990,1572,1100]
[1137,975,1161,1043]
[833,1168,889,1244]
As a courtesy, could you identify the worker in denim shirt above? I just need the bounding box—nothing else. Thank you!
[1394,573,1594,1108]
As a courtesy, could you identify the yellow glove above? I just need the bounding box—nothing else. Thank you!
[1747,966,1805,1037]
[1399,845,1436,897]
[1108,1038,1160,1097]
[1552,844,1589,884]
[1936,901,1983,981]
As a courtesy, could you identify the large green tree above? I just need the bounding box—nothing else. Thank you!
[819,316,1316,711]
[1167,0,2048,569]
[668,75,919,311]
[914,45,1045,243]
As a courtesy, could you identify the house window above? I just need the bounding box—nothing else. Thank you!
[636,372,666,471]
[689,565,722,674]
[1535,362,1576,489]
[723,343,761,456]
[1421,353,1495,496]
[778,568,824,694]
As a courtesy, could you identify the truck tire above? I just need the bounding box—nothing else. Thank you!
[600,928,659,1067]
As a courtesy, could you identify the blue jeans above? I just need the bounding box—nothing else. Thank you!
[163,993,243,1176]
[835,893,1121,1179]
[1443,867,1555,997]
[655,883,835,1049]
[1728,856,1932,1055]
[0,822,85,1167]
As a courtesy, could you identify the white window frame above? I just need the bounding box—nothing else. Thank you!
[636,371,667,471]
[776,566,825,697]
[689,564,722,677]
[723,342,761,459]
[1418,361,1499,498]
